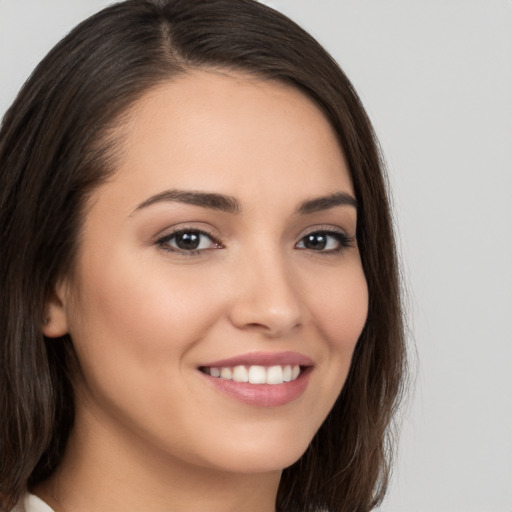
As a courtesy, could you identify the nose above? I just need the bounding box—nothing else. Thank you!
[227,252,303,338]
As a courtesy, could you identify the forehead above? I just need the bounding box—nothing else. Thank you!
[100,69,353,212]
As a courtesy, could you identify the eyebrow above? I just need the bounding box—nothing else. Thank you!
[132,189,357,215]
[296,192,358,215]
[132,190,240,214]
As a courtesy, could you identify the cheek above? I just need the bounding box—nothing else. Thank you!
[304,261,368,387]
[66,249,229,380]
[311,265,368,348]
[64,251,229,435]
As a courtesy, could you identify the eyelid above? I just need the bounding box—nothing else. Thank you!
[300,224,354,240]
[152,221,222,245]
[300,224,350,236]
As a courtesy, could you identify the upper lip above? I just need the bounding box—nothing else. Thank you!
[199,351,314,368]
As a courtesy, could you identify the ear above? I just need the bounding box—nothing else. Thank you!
[42,281,70,338]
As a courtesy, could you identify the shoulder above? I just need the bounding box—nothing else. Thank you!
[11,494,55,512]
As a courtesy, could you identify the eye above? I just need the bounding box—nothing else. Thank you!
[156,229,221,254]
[296,229,354,253]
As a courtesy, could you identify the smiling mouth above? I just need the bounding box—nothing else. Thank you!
[198,353,313,406]
[199,364,305,385]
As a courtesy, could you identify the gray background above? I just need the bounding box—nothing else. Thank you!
[1,1,511,510]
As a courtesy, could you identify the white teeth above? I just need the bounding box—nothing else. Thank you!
[266,365,284,385]
[220,367,232,380]
[232,365,249,382]
[248,365,266,384]
[205,364,303,385]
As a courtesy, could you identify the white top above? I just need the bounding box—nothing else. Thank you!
[12,494,55,512]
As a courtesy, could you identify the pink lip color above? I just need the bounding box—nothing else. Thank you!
[198,351,313,407]
[201,369,312,407]
[200,351,314,368]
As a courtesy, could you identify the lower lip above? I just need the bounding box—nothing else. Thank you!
[200,368,312,407]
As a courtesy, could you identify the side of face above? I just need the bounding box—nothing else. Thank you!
[44,70,368,475]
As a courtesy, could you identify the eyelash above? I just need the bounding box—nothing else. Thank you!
[156,228,222,255]
[155,227,355,256]
[296,227,355,254]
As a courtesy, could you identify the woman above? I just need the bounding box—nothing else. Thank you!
[0,1,406,511]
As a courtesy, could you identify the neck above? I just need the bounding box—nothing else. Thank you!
[33,404,281,512]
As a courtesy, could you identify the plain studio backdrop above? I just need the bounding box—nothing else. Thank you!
[1,1,511,511]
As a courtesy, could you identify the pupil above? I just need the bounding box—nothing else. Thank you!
[176,232,200,250]
[305,233,326,250]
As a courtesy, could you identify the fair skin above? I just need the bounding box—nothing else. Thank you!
[39,70,368,512]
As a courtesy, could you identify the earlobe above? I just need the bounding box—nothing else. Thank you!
[42,283,70,338]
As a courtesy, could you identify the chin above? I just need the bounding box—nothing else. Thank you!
[195,429,314,475]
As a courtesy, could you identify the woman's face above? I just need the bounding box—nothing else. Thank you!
[53,70,368,474]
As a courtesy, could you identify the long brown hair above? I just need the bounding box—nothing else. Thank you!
[0,1,407,510]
